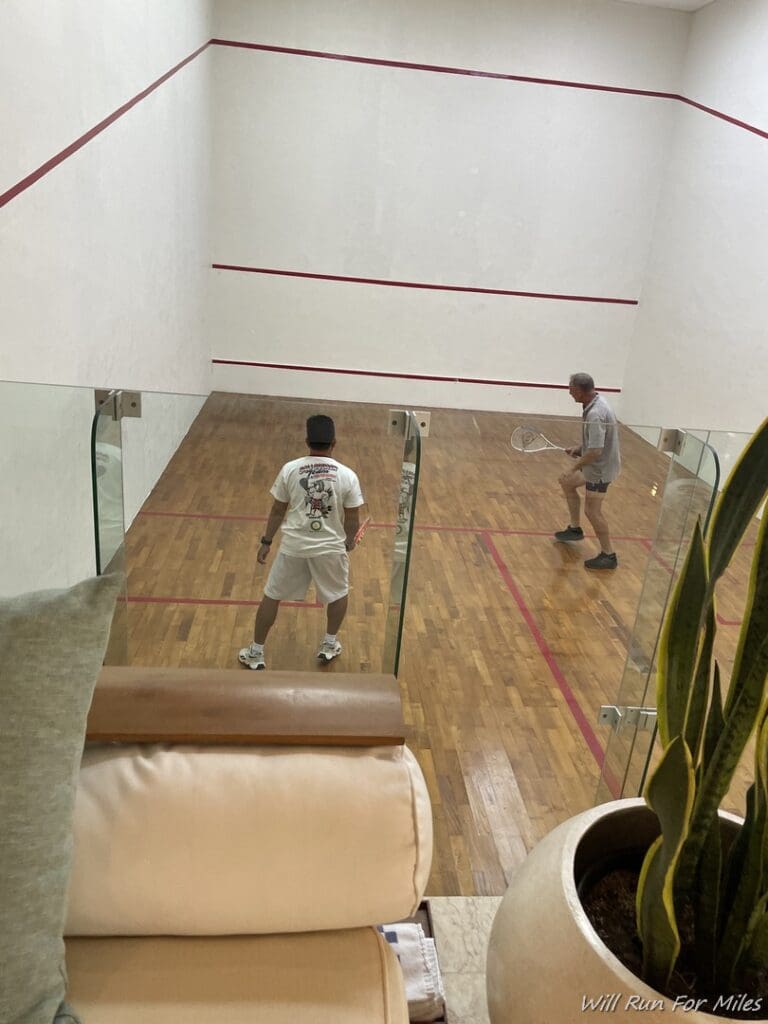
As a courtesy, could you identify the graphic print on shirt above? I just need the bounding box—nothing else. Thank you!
[299,463,337,530]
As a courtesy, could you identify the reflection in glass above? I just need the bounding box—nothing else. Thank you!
[382,414,421,675]
[90,392,128,663]
[596,433,720,803]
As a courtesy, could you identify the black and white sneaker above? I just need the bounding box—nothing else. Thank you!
[554,525,585,543]
[584,552,618,570]
[239,643,266,670]
[317,639,342,663]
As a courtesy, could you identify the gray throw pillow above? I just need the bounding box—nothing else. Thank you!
[0,574,122,1024]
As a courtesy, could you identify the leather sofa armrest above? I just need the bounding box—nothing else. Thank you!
[86,667,405,746]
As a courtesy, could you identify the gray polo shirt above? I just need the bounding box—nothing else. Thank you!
[581,394,621,483]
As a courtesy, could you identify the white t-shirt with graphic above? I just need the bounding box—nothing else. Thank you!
[270,456,365,557]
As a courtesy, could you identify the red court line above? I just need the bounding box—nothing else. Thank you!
[126,594,321,609]
[143,509,269,522]
[480,531,620,797]
[212,39,768,142]
[211,39,679,100]
[139,509,647,542]
[4,39,764,216]
[0,41,210,210]
[211,264,638,306]
[680,96,768,142]
[211,359,623,393]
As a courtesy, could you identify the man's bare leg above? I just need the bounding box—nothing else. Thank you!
[560,476,584,528]
[254,596,280,644]
[326,595,348,635]
[585,493,613,554]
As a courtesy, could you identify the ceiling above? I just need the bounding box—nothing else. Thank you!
[619,0,714,10]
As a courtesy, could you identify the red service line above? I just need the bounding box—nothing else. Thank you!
[479,531,620,797]
[211,359,623,393]
[212,359,611,389]
[126,594,321,609]
[142,509,269,522]
[139,509,647,541]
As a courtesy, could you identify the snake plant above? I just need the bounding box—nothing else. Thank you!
[636,415,768,997]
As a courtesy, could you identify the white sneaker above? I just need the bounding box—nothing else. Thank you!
[317,639,342,663]
[239,643,265,670]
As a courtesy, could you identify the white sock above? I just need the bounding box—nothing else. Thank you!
[323,633,337,645]
[251,642,264,653]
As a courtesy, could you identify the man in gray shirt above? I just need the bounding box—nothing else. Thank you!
[554,372,621,570]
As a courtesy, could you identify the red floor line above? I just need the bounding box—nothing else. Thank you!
[479,531,620,797]
[139,509,652,543]
[125,595,321,609]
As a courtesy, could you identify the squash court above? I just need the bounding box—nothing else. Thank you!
[118,391,754,896]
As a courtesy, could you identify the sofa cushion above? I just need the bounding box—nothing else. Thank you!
[0,575,121,1024]
[66,742,432,935]
[65,928,408,1024]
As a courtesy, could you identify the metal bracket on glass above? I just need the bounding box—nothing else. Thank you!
[598,705,658,733]
[387,410,431,438]
[657,428,685,455]
[95,390,142,420]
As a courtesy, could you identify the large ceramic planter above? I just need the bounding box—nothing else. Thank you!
[486,798,766,1024]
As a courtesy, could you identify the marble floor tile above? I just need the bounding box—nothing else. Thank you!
[427,896,502,1023]
[429,896,502,973]
[442,971,489,1024]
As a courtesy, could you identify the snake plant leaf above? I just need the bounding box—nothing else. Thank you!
[719,784,756,933]
[716,714,768,988]
[707,415,768,590]
[702,664,725,773]
[638,736,695,990]
[725,510,768,717]
[680,514,768,889]
[657,520,708,748]
[694,817,722,989]
[685,604,716,763]
[743,908,768,979]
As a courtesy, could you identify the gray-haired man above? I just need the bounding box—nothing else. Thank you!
[554,372,621,570]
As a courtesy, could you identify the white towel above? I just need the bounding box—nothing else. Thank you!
[379,922,446,1022]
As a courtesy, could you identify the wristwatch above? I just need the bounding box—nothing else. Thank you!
[260,536,272,546]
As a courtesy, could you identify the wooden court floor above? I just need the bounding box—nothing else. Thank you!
[121,393,753,897]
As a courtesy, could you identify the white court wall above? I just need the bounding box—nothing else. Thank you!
[619,0,768,433]
[208,0,691,414]
[0,0,212,396]
[0,1,212,593]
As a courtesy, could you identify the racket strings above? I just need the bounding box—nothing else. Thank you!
[510,426,560,452]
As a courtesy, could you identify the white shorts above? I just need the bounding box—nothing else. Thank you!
[264,552,350,605]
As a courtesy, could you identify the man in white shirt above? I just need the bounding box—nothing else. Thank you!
[239,415,366,670]
[554,372,621,570]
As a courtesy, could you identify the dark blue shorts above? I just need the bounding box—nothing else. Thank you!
[586,480,610,493]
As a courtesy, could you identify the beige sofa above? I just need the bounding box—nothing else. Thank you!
[63,668,433,1024]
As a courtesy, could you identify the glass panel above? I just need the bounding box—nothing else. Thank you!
[1,381,100,597]
[91,393,126,576]
[596,432,720,802]
[90,392,129,663]
[382,412,422,675]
